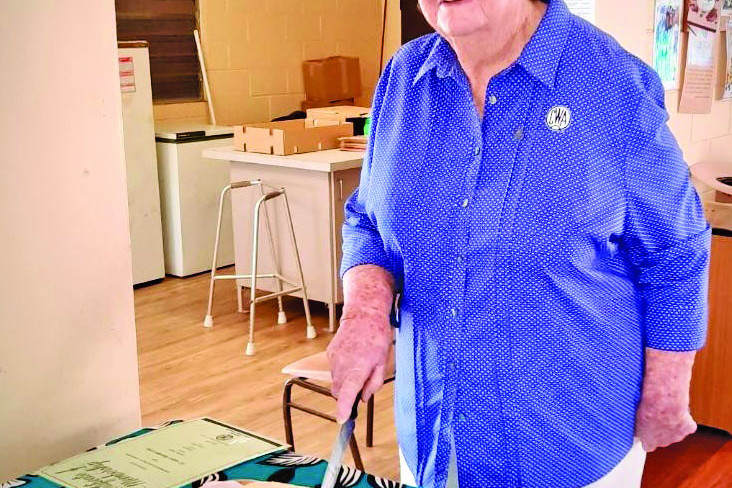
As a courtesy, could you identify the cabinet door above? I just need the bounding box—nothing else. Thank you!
[331,168,362,303]
[690,232,732,433]
[230,162,333,304]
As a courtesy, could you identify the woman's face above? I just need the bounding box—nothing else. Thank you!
[418,0,514,38]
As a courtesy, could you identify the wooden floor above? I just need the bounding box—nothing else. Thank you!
[135,269,732,487]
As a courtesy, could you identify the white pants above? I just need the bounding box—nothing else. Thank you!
[399,438,646,488]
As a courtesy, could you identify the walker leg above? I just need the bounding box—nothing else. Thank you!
[246,290,257,356]
[204,186,231,328]
[281,191,316,340]
[246,193,265,355]
[260,184,288,326]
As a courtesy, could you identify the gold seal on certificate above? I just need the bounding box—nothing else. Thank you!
[37,418,287,488]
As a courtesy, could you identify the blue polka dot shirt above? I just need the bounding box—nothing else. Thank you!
[339,0,712,486]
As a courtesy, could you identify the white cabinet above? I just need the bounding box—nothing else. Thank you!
[119,44,165,285]
[156,124,235,276]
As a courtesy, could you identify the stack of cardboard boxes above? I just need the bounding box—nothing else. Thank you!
[232,56,371,156]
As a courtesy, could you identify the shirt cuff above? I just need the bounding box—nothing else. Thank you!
[639,226,711,351]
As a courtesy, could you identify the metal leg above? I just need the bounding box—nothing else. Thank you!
[204,185,231,328]
[259,184,287,325]
[246,194,267,356]
[283,379,296,451]
[366,394,375,447]
[328,302,337,333]
[281,191,316,340]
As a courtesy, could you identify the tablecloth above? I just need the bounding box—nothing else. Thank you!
[6,420,409,488]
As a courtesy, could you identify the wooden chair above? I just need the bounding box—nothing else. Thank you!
[281,350,395,471]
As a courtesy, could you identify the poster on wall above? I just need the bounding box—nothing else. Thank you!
[722,0,732,31]
[565,0,596,25]
[686,0,723,31]
[725,19,732,99]
[679,27,718,112]
[654,0,683,89]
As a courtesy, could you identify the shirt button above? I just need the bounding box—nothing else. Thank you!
[473,146,481,156]
[450,308,458,318]
[488,95,497,105]
[458,413,467,422]
[461,198,469,208]
[514,126,524,140]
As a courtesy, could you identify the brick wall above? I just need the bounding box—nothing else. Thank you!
[198,0,390,125]
[160,0,731,206]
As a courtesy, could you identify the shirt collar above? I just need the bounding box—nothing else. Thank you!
[411,0,571,90]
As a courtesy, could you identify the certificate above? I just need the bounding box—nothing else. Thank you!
[37,418,287,488]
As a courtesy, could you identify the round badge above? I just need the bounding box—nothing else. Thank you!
[546,106,571,131]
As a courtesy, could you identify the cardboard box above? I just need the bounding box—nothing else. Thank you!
[233,119,354,155]
[306,105,371,136]
[306,105,371,123]
[302,56,361,102]
[301,98,354,111]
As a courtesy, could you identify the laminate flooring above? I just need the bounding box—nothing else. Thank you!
[134,269,732,487]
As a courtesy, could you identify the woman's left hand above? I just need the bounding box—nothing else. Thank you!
[635,348,697,452]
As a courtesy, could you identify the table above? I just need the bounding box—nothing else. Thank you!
[11,420,410,488]
[203,146,364,332]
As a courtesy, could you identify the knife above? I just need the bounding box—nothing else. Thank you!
[322,392,361,488]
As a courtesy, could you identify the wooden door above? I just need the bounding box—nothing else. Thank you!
[690,231,732,433]
[400,0,434,44]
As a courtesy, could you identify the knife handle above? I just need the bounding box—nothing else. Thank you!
[350,391,362,421]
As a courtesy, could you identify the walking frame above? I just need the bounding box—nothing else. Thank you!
[203,179,316,355]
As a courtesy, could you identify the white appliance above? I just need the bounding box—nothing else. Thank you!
[119,43,165,285]
[155,122,235,276]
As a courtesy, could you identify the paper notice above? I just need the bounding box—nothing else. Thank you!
[687,0,723,31]
[119,55,136,93]
[37,418,286,488]
[565,0,596,25]
[679,27,719,113]
[654,0,683,89]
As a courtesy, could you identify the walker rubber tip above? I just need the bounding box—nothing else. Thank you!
[203,315,213,328]
[245,342,256,356]
[277,311,288,325]
[306,325,317,339]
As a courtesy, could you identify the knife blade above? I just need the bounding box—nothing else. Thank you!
[321,392,361,488]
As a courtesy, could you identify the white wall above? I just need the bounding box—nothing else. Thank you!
[0,0,141,480]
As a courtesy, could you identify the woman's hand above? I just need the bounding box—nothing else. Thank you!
[327,265,395,424]
[635,348,697,452]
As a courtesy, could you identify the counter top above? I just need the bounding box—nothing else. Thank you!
[155,121,234,139]
[203,146,364,173]
[690,161,732,196]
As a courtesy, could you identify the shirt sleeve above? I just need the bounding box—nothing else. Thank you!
[621,68,711,352]
[339,57,403,290]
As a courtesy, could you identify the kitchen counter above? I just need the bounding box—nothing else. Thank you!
[203,146,364,173]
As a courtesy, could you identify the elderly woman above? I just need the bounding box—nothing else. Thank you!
[327,0,711,487]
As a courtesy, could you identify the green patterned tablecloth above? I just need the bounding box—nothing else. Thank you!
[7,420,411,488]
